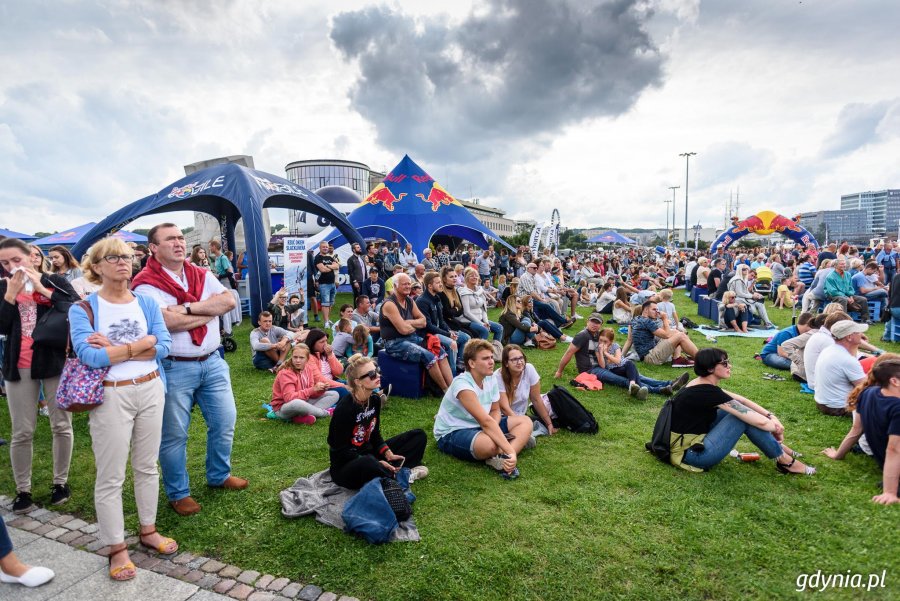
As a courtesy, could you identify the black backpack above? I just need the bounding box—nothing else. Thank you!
[546,385,598,434]
[645,398,675,463]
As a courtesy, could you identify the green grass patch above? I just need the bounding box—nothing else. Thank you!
[3,292,899,600]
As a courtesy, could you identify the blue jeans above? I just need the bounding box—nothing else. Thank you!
[682,410,783,469]
[591,364,670,394]
[532,300,567,327]
[536,319,563,339]
[252,352,277,370]
[437,333,462,375]
[0,519,12,559]
[510,318,536,345]
[761,353,791,370]
[468,320,503,341]
[159,353,237,501]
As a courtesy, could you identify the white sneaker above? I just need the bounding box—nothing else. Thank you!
[485,455,505,471]
[525,435,537,449]
[572,314,583,319]
[561,335,573,343]
[0,566,55,587]
[409,465,429,482]
[523,340,536,348]
[324,320,333,329]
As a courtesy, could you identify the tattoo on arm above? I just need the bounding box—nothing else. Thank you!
[727,400,750,414]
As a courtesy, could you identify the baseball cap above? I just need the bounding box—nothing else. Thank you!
[830,321,868,339]
[588,313,604,323]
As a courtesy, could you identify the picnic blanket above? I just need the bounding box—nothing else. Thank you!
[279,469,420,542]
[694,325,775,338]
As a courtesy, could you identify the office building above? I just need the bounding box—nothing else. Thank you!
[458,198,517,236]
[840,189,900,234]
[800,209,869,245]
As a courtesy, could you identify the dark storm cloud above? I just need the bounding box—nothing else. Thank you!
[819,100,897,159]
[331,0,665,165]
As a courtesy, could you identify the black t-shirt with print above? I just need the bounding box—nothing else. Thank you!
[315,254,337,285]
[670,384,733,434]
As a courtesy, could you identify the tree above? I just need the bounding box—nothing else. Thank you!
[736,238,762,249]
[501,231,531,248]
[559,230,587,249]
[33,231,56,238]
[270,223,286,234]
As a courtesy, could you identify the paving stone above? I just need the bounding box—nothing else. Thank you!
[182,569,205,583]
[248,593,277,601]
[32,523,56,535]
[336,597,359,601]
[11,536,108,600]
[138,555,163,571]
[273,597,292,601]
[267,577,290,592]
[256,574,275,589]
[124,534,139,546]
[237,570,260,585]
[150,560,176,575]
[68,534,96,547]
[219,565,242,578]
[27,507,52,519]
[129,551,150,566]
[2,514,16,524]
[214,578,237,594]
[228,583,255,600]
[79,522,99,534]
[188,556,210,570]
[62,518,89,530]
[296,585,323,601]
[49,514,76,526]
[173,551,196,565]
[197,573,221,589]
[95,545,113,558]
[58,559,199,601]
[12,518,41,531]
[202,559,227,573]
[317,594,337,601]
[85,538,108,552]
[57,529,83,543]
[32,510,58,523]
[169,565,191,579]
[44,527,69,540]
[280,583,302,598]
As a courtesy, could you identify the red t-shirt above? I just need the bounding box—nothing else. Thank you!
[16,292,37,369]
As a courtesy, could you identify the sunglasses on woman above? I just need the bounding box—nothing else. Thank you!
[360,368,381,381]
[718,360,731,368]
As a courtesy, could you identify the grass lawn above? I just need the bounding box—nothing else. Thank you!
[3,292,899,600]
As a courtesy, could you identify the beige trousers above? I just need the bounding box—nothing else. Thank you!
[89,377,164,546]
[5,370,72,492]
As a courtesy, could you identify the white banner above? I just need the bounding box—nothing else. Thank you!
[283,238,308,313]
[529,223,545,255]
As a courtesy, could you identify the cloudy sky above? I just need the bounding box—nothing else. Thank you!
[2,0,899,237]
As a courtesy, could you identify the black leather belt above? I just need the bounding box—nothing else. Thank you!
[169,351,215,362]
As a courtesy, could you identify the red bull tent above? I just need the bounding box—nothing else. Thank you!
[32,222,147,247]
[587,231,636,245]
[0,228,37,241]
[70,163,364,321]
[318,154,513,253]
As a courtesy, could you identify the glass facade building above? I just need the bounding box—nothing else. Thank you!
[285,160,373,196]
[841,189,900,234]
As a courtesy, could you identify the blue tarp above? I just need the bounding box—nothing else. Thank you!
[319,155,513,253]
[71,163,364,321]
[0,228,36,241]
[32,222,147,246]
[587,231,636,244]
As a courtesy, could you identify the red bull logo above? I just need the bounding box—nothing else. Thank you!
[416,182,456,211]
[167,175,226,199]
[768,214,803,233]
[412,174,433,183]
[168,182,200,199]
[731,215,765,234]
[363,184,406,211]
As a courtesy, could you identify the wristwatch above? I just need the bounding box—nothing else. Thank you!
[184,302,192,315]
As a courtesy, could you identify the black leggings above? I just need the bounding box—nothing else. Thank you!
[330,429,427,490]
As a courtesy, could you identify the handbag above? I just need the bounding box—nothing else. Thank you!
[31,290,74,350]
[56,301,109,412]
[534,330,557,349]
[380,477,412,522]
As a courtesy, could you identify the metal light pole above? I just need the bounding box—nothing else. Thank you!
[679,152,697,245]
[668,185,680,246]
[663,198,672,245]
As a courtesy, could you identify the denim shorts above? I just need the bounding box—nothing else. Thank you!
[437,416,509,461]
[318,283,337,306]
[252,352,276,370]
[384,335,444,369]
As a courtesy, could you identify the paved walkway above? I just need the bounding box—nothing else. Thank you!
[1,498,359,601]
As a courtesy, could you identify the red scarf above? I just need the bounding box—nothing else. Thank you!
[132,256,207,346]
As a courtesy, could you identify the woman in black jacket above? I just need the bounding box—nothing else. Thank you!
[0,238,78,514]
[438,266,476,337]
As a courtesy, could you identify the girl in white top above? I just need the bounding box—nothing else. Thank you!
[612,287,633,324]
[495,345,557,438]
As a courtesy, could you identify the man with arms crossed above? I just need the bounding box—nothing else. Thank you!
[133,224,247,516]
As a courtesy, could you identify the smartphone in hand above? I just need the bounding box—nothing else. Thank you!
[389,457,405,469]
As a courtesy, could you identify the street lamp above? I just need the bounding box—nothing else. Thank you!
[668,185,680,246]
[663,197,672,245]
[679,152,697,244]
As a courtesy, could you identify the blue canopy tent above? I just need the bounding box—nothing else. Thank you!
[0,228,37,241]
[71,163,364,321]
[32,222,147,247]
[587,231,636,245]
[317,155,513,253]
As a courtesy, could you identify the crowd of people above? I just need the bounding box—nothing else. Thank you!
[1,229,898,590]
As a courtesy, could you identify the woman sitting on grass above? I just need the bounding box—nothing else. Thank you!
[434,339,534,479]
[718,290,750,333]
[330,318,354,363]
[821,353,900,505]
[667,348,815,475]
[304,328,347,392]
[612,287,634,324]
[595,328,689,400]
[328,354,428,489]
[496,344,556,438]
[349,323,374,358]
[498,296,538,347]
[271,343,340,424]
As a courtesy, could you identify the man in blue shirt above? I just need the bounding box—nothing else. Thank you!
[852,261,888,302]
[796,255,817,288]
[875,243,898,289]
[760,312,813,370]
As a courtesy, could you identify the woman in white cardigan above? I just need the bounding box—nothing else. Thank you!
[457,267,503,341]
[727,264,775,329]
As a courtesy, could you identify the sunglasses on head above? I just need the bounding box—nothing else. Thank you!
[360,368,381,381]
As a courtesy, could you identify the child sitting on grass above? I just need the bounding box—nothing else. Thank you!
[656,289,684,332]
[349,323,374,358]
[331,318,355,363]
[271,344,341,425]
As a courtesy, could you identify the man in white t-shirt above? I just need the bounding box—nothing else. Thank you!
[133,223,246,516]
[813,320,867,416]
[803,312,849,390]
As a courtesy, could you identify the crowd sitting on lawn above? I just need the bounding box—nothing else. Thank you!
[3,231,900,591]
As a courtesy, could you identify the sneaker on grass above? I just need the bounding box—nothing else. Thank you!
[409,465,429,482]
[485,455,520,480]
[672,357,694,368]
[671,372,691,392]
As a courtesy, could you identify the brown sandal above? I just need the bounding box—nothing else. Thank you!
[139,527,178,555]
[108,543,136,581]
